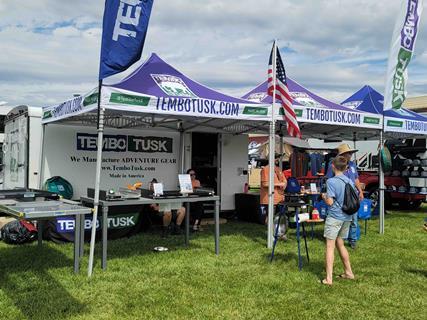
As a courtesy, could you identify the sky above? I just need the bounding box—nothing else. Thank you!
[0,0,426,107]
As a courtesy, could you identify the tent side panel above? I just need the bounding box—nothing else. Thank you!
[220,134,248,211]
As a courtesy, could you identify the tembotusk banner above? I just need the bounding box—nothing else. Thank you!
[384,0,423,111]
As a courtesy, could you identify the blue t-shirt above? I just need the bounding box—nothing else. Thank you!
[326,174,353,221]
[326,160,359,183]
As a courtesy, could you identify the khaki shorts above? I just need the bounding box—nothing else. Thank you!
[159,202,183,212]
[324,216,350,240]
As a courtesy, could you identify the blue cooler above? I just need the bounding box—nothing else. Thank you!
[358,199,372,220]
[314,201,328,219]
[358,199,372,235]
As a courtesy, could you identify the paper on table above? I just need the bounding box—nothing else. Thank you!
[178,174,193,194]
[310,183,318,193]
[153,183,164,196]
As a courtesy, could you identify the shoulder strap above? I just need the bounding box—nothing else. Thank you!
[335,176,348,186]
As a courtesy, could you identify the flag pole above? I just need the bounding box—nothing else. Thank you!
[267,40,277,248]
[88,79,104,277]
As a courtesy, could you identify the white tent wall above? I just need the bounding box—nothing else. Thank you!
[220,134,248,211]
[41,124,181,199]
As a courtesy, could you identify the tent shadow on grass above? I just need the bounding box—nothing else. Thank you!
[92,228,206,263]
[0,245,87,320]
[405,268,427,278]
[266,251,324,276]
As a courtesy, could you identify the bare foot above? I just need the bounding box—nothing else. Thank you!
[337,273,355,280]
[320,279,332,286]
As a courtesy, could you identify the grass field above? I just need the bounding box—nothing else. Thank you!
[0,208,426,320]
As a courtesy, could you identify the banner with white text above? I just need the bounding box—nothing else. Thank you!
[384,0,423,110]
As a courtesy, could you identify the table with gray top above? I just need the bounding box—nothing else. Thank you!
[0,199,92,273]
[80,195,220,270]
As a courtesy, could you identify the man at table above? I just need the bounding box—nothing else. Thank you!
[260,153,287,238]
[326,143,364,249]
[148,178,186,237]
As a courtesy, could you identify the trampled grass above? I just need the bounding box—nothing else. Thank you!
[0,207,426,320]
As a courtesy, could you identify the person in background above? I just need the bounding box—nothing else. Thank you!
[260,153,288,238]
[187,169,204,231]
[326,143,363,249]
[321,156,355,285]
[148,178,186,237]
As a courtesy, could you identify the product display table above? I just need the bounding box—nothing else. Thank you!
[81,195,220,270]
[0,197,92,273]
[270,199,310,271]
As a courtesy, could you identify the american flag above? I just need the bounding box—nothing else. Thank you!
[267,43,301,138]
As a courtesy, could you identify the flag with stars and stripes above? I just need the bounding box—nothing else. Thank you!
[267,43,301,138]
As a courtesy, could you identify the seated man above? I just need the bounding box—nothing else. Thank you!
[148,178,186,237]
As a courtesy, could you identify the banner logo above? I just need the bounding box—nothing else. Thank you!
[56,213,139,233]
[290,92,327,109]
[151,74,197,97]
[77,133,173,153]
[342,101,363,109]
[247,92,267,102]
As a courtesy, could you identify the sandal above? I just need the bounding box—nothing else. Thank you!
[320,279,332,286]
[337,274,355,280]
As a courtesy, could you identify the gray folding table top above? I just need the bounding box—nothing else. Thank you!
[0,200,92,219]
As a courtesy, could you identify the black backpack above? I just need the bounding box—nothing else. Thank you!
[1,220,38,245]
[336,177,360,215]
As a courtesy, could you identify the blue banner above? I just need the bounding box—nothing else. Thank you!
[99,0,154,80]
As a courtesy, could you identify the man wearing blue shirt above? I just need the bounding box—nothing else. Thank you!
[326,144,363,249]
[321,156,355,285]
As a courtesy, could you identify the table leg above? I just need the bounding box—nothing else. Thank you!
[185,202,190,247]
[79,213,85,258]
[296,208,302,271]
[311,223,314,240]
[302,223,309,263]
[270,209,283,262]
[102,206,108,270]
[74,215,81,273]
[215,200,220,255]
[37,220,43,247]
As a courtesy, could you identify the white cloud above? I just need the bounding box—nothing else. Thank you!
[0,0,426,107]
[52,26,81,37]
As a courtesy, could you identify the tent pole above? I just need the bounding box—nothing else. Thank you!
[38,124,46,189]
[267,41,278,249]
[279,125,284,171]
[179,122,185,173]
[88,80,104,277]
[379,130,385,234]
[353,132,357,163]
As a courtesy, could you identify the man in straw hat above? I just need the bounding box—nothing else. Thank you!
[326,143,364,249]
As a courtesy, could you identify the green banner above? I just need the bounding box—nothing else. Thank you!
[387,120,403,128]
[110,93,150,106]
[363,117,380,125]
[278,108,303,117]
[83,92,98,107]
[242,106,268,116]
[42,110,53,119]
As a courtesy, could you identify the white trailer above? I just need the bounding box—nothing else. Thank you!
[2,106,42,189]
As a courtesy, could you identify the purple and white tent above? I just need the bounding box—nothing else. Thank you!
[42,53,271,134]
[242,79,382,140]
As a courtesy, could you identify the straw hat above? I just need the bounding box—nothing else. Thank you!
[337,143,358,156]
